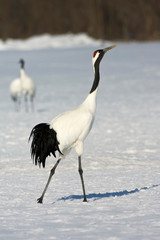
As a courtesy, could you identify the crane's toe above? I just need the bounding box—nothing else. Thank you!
[37,197,43,204]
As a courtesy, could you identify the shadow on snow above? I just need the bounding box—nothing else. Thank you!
[58,184,159,202]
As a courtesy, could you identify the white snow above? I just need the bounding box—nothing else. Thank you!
[0,33,104,50]
[0,34,160,240]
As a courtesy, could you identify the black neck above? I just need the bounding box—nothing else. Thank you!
[89,50,104,94]
[89,63,100,94]
[21,63,24,69]
[20,60,25,69]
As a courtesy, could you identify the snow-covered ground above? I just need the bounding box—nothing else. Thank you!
[0,34,160,240]
[0,33,103,50]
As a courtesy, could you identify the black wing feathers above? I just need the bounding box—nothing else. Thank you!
[29,123,62,168]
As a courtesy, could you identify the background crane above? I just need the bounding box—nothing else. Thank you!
[10,59,36,112]
[19,59,36,112]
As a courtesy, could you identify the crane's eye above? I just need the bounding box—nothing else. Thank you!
[93,50,98,57]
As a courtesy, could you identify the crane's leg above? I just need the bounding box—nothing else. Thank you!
[78,156,87,202]
[24,94,28,112]
[14,100,18,112]
[30,95,34,112]
[18,97,21,112]
[37,157,61,203]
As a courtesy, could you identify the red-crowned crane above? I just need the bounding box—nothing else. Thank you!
[19,59,36,112]
[10,77,21,111]
[29,45,117,203]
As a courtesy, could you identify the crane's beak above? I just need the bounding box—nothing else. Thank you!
[103,44,117,53]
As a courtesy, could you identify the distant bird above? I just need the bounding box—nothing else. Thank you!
[19,59,36,111]
[10,77,21,111]
[29,44,117,203]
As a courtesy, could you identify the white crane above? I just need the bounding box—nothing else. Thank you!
[29,45,117,203]
[19,59,36,112]
[10,77,21,111]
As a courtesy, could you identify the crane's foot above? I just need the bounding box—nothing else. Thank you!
[83,198,88,202]
[37,197,43,204]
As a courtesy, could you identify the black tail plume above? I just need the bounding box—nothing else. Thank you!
[29,123,62,168]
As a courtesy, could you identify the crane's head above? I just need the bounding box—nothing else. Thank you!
[19,59,25,69]
[92,44,117,69]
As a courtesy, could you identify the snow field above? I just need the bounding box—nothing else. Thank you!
[0,35,160,239]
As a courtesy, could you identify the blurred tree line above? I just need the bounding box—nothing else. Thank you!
[0,0,160,41]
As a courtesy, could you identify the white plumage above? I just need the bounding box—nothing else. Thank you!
[50,90,97,157]
[10,78,21,111]
[29,45,117,203]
